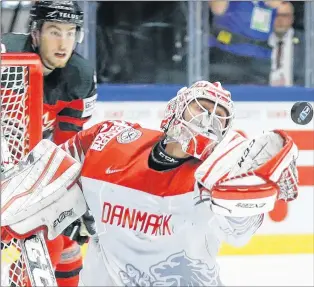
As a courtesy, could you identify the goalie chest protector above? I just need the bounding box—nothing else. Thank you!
[81,123,201,196]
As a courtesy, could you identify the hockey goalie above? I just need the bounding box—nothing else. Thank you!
[1,81,299,286]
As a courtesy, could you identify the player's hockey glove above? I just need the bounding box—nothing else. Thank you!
[195,130,299,217]
[63,210,96,245]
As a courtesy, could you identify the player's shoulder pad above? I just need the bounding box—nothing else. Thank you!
[90,120,143,151]
[1,33,30,52]
[66,52,96,99]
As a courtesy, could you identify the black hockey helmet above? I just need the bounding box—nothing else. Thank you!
[30,1,84,43]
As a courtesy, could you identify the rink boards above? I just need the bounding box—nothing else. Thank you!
[84,85,313,255]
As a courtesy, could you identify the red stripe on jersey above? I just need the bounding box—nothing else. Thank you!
[57,116,86,127]
[67,98,84,111]
[45,100,84,112]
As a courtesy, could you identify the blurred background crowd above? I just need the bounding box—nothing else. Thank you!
[1,1,313,87]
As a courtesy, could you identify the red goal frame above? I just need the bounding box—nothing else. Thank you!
[1,52,43,151]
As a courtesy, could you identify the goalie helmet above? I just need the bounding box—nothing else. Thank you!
[30,1,84,43]
[160,81,234,160]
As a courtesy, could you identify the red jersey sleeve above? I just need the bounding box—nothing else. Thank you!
[53,72,97,145]
[60,121,104,163]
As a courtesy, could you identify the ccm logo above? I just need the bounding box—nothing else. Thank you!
[237,139,255,168]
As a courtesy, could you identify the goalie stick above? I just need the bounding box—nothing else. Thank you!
[21,232,57,287]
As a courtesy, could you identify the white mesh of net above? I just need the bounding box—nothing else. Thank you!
[1,239,27,287]
[1,66,30,164]
[1,65,30,287]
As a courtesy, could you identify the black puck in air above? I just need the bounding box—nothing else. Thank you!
[291,102,313,125]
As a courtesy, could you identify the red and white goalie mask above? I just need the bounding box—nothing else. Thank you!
[160,81,234,160]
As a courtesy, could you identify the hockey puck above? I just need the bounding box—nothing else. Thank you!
[290,102,313,125]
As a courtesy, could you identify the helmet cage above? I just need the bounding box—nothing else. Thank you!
[161,81,234,160]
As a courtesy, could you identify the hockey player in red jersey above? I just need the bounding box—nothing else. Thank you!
[1,81,299,286]
[1,1,97,286]
[2,1,97,145]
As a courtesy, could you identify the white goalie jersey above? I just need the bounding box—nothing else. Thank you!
[61,121,265,286]
[1,120,298,287]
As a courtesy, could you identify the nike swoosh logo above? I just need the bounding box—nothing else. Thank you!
[105,167,125,174]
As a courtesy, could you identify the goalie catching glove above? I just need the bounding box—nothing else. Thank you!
[195,130,299,217]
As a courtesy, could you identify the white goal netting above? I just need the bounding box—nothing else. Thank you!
[1,57,42,287]
[1,239,27,287]
[1,66,30,163]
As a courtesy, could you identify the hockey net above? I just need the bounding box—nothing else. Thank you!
[1,53,43,287]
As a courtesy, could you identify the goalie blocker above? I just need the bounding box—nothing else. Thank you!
[1,139,87,242]
[195,130,299,217]
[0,140,88,287]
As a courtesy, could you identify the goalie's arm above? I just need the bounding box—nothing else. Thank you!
[60,120,140,163]
[60,121,105,163]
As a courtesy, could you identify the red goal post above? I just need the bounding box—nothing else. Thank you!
[1,52,44,287]
[1,52,43,161]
